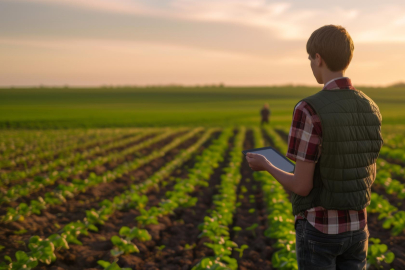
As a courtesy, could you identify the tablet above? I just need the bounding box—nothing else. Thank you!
[242,146,295,173]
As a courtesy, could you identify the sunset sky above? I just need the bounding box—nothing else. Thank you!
[1,0,404,87]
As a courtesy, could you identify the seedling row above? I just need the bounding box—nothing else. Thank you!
[0,127,403,270]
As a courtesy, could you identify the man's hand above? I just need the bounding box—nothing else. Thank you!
[246,153,316,196]
[245,152,270,171]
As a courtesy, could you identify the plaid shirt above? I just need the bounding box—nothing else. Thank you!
[286,77,367,234]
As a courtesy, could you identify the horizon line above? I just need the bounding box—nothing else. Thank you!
[1,82,405,89]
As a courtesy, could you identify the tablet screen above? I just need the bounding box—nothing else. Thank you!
[245,147,295,173]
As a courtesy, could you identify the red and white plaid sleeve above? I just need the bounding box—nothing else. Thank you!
[286,101,322,163]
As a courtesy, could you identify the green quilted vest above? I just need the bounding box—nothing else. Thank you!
[291,88,383,216]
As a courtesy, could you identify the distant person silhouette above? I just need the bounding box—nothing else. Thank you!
[260,103,271,126]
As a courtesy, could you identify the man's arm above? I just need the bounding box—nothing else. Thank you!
[246,101,321,196]
[264,159,315,196]
[246,152,315,196]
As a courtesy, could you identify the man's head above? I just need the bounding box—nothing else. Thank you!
[307,25,354,84]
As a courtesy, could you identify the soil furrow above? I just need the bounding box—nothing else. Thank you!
[2,131,137,171]
[380,157,405,168]
[0,130,186,212]
[132,129,236,270]
[3,131,160,188]
[367,213,405,270]
[372,184,404,211]
[230,129,273,270]
[274,128,289,143]
[261,128,274,148]
[32,130,225,270]
[1,132,99,164]
[0,130,208,261]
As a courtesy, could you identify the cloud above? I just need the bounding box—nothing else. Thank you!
[5,0,354,40]
[352,5,405,43]
[170,0,292,20]
[169,0,308,39]
[5,0,405,43]
[8,0,160,16]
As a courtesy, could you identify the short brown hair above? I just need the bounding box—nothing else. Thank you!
[306,25,354,72]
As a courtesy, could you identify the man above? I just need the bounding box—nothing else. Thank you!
[260,103,271,125]
[246,24,383,269]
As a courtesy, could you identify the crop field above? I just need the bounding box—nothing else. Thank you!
[1,126,405,270]
[1,85,404,129]
[0,86,404,270]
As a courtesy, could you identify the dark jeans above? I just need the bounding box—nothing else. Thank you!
[295,218,369,270]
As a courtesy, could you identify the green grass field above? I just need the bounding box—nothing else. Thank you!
[0,85,404,129]
[1,85,404,269]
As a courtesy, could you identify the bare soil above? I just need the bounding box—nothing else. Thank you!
[0,130,210,263]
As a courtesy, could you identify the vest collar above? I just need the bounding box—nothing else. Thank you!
[322,77,354,91]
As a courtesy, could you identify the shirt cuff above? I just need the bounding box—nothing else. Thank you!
[286,153,297,162]
[286,153,317,163]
